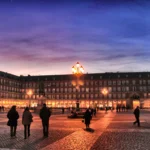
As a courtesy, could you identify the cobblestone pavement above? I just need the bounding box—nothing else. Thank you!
[91,110,150,150]
[1,109,150,150]
[0,109,105,150]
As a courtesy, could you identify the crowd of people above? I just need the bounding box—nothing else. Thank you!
[7,103,51,139]
[6,104,140,139]
[116,104,130,112]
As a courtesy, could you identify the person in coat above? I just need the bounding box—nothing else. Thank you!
[7,105,19,137]
[40,103,51,137]
[133,106,140,127]
[22,107,33,139]
[83,108,92,129]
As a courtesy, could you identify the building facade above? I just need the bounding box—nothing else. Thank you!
[0,71,150,109]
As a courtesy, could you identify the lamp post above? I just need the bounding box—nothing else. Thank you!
[102,88,108,112]
[27,89,33,109]
[72,62,84,111]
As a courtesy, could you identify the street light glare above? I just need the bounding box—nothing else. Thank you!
[27,90,32,96]
[102,89,108,95]
[76,62,80,67]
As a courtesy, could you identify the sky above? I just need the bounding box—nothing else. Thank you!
[0,0,150,76]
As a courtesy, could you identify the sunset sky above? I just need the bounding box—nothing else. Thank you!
[0,0,150,76]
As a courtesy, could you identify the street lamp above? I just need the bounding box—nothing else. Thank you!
[72,62,84,111]
[27,89,33,108]
[102,88,108,112]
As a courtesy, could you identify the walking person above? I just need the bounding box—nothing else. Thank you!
[22,107,33,139]
[40,104,51,137]
[83,108,92,129]
[7,105,19,137]
[133,106,140,127]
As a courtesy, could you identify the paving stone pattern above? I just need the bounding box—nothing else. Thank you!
[1,110,150,150]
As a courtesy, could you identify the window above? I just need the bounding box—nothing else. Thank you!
[99,81,102,86]
[86,94,89,98]
[139,86,143,91]
[86,88,89,92]
[122,87,126,92]
[81,88,85,92]
[68,88,72,92]
[113,81,116,85]
[113,94,116,98]
[81,94,85,98]
[132,80,136,85]
[65,82,68,87]
[86,81,89,86]
[90,94,93,99]
[108,94,112,99]
[126,86,129,91]
[143,86,147,91]
[95,87,98,92]
[52,88,55,93]
[73,88,76,92]
[108,81,112,85]
[90,81,93,86]
[126,80,129,84]
[56,88,59,92]
[104,81,107,86]
[95,81,98,86]
[139,80,142,85]
[113,87,116,92]
[117,80,121,85]
[117,87,121,92]
[132,86,136,91]
[90,88,93,92]
[108,87,112,92]
[65,88,67,93]
[144,93,147,98]
[143,80,146,84]
[122,93,126,98]
[95,94,98,98]
[69,94,72,99]
[118,94,121,99]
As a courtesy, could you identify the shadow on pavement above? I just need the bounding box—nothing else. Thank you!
[83,128,95,133]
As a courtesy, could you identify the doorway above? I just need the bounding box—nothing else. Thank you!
[133,100,140,109]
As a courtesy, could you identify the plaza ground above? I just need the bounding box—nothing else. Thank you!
[0,109,150,150]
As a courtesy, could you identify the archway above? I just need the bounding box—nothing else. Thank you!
[130,93,140,109]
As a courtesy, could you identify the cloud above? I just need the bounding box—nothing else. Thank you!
[0,1,150,75]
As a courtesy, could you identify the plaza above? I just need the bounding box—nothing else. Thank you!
[0,109,150,150]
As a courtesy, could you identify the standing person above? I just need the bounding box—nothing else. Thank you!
[22,107,33,139]
[93,108,96,117]
[133,106,140,127]
[62,107,64,114]
[7,105,19,137]
[40,104,51,137]
[83,109,92,129]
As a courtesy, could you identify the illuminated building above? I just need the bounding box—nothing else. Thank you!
[0,71,150,109]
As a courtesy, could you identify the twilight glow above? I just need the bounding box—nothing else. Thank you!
[0,0,150,76]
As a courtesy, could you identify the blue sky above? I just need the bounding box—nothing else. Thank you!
[0,0,150,75]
